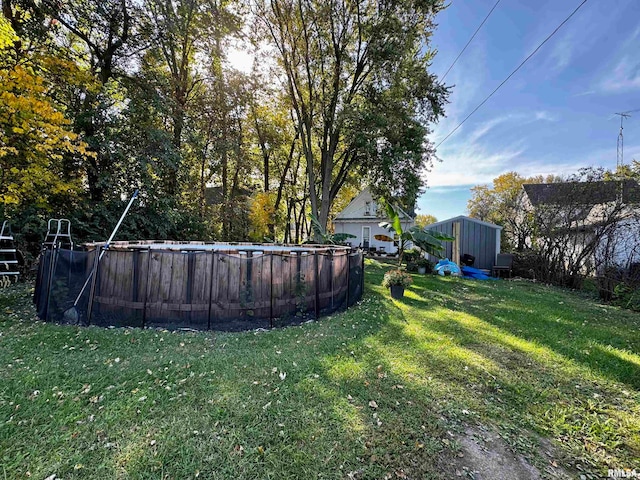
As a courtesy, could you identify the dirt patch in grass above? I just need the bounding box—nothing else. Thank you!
[447,426,573,480]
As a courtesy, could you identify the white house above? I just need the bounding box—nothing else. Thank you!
[332,187,414,254]
[522,180,640,271]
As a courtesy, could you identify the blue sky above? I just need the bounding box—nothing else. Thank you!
[418,0,640,220]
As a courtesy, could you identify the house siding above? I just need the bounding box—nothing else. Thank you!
[334,220,412,253]
[425,217,500,270]
[332,186,414,254]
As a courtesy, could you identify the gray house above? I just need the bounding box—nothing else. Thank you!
[425,215,502,270]
[333,187,414,253]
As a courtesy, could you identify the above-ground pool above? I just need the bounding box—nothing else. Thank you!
[34,241,364,331]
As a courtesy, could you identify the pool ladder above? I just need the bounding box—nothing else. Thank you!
[0,221,19,285]
[42,219,74,250]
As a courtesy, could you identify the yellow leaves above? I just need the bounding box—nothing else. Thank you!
[0,63,89,207]
[415,214,437,228]
[0,17,17,50]
[39,55,100,94]
[249,192,277,240]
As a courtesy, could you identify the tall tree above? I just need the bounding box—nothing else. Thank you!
[415,214,437,228]
[468,172,559,251]
[145,0,241,195]
[255,0,448,234]
[41,0,140,201]
[0,21,90,212]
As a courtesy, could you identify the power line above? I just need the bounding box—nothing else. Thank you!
[441,0,502,82]
[436,0,589,149]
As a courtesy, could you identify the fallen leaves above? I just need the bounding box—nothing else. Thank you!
[232,444,244,456]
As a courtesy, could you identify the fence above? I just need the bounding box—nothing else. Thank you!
[34,246,364,331]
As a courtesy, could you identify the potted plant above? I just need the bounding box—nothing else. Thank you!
[382,269,413,299]
[415,258,433,275]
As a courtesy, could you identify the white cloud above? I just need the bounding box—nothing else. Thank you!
[547,32,575,72]
[534,111,559,122]
[572,90,595,97]
[439,109,557,149]
[600,56,640,92]
[516,161,592,180]
[595,26,640,92]
[426,144,526,187]
[429,109,560,188]
[467,116,512,143]
[425,185,474,194]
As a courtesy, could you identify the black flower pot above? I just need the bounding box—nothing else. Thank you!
[390,285,405,299]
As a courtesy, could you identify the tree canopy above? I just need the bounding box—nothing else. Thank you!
[1,0,449,259]
[467,172,559,251]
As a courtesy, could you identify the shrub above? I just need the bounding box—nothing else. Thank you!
[415,257,433,270]
[613,282,640,311]
[382,269,413,289]
[511,250,547,280]
[403,249,420,262]
[406,262,418,273]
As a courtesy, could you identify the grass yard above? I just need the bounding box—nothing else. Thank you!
[1,262,639,479]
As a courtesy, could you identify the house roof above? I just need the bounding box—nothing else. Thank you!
[334,187,414,221]
[523,180,640,206]
[424,215,502,230]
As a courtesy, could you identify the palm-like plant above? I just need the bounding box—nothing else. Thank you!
[308,214,357,245]
[378,199,454,265]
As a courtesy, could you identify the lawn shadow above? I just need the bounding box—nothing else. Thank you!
[402,277,640,390]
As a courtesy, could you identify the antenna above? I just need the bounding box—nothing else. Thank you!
[613,108,640,168]
[615,112,631,168]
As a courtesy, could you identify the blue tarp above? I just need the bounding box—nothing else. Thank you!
[434,259,461,276]
[434,259,497,280]
[461,265,496,280]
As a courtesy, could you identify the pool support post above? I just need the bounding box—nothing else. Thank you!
[141,247,152,328]
[269,254,274,328]
[206,250,216,330]
[86,248,101,325]
[314,251,319,318]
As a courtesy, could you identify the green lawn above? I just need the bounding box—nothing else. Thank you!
[1,262,639,479]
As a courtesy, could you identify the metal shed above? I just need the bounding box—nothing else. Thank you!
[425,216,502,271]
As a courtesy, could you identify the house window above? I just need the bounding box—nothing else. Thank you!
[365,202,371,216]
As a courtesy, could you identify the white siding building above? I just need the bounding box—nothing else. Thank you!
[332,187,414,254]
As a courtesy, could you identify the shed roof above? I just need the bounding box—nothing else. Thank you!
[424,215,503,230]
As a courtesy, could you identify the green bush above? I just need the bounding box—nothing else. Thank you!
[613,281,640,311]
[511,250,546,280]
[403,249,420,262]
[415,257,433,270]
